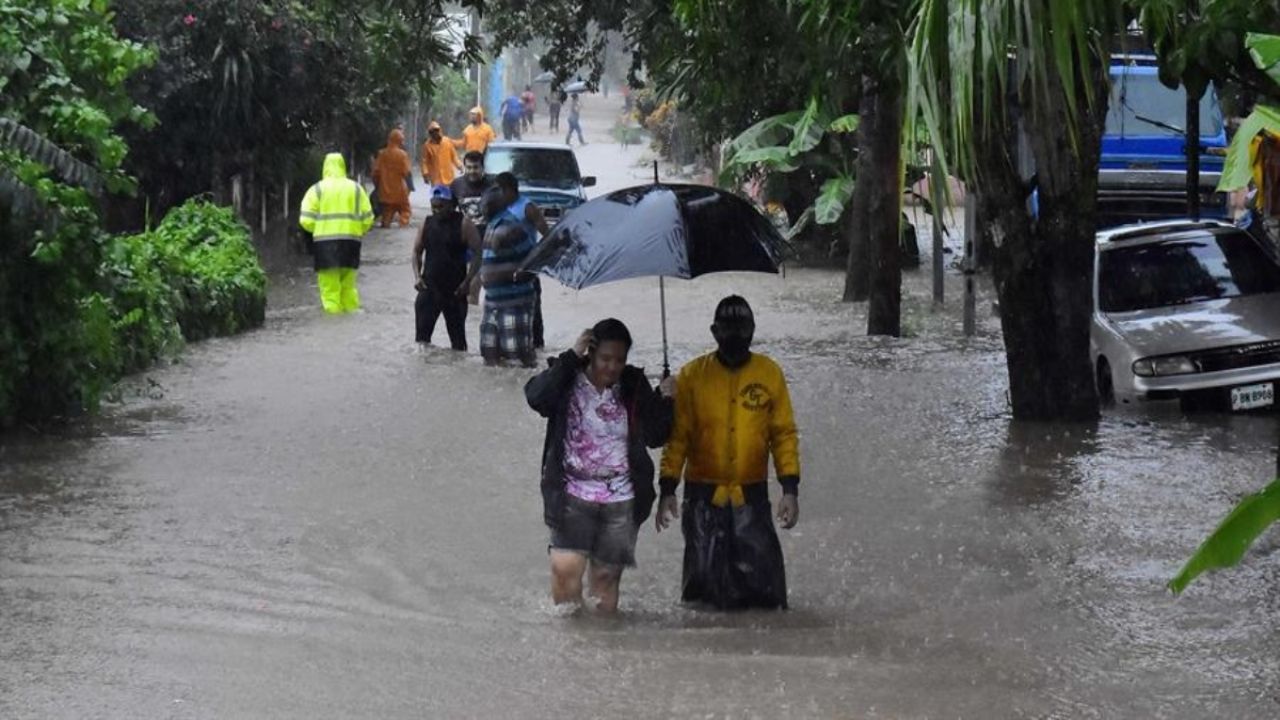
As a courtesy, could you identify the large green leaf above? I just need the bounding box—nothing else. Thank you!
[787,98,827,155]
[725,110,805,156]
[815,175,855,225]
[1169,477,1280,594]
[1246,33,1280,86]
[730,146,801,172]
[1216,104,1280,192]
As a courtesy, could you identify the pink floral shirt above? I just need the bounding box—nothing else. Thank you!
[563,371,633,503]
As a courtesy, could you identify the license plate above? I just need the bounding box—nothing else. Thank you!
[1230,382,1275,411]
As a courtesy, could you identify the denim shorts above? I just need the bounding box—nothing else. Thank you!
[549,495,637,567]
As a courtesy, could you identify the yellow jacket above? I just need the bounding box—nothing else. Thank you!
[299,153,374,241]
[660,352,800,505]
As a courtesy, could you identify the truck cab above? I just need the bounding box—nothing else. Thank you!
[1096,56,1230,227]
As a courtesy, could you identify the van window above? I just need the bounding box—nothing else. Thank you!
[1106,72,1223,137]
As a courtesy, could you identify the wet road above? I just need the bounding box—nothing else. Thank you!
[3,100,1280,719]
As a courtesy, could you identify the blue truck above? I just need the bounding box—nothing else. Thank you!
[1096,56,1230,227]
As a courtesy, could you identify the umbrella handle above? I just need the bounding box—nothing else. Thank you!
[660,275,670,379]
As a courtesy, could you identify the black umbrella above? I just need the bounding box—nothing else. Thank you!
[520,176,787,375]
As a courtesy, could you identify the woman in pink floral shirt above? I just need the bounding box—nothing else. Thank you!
[525,319,675,612]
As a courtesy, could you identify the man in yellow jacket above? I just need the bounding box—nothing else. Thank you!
[299,153,375,314]
[656,295,800,609]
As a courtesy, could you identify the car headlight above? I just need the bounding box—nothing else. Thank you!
[1132,356,1197,377]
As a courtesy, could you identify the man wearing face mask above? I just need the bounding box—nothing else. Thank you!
[655,295,800,609]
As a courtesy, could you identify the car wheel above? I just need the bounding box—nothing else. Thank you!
[1096,358,1115,407]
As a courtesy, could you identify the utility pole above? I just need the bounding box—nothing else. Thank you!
[471,9,482,107]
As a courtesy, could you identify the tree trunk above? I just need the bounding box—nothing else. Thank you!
[842,173,871,301]
[842,77,876,302]
[865,76,904,336]
[982,56,1107,421]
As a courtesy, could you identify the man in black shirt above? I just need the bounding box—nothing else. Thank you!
[413,185,482,351]
[448,151,493,305]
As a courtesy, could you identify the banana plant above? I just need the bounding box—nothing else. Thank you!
[721,98,935,234]
[720,98,860,227]
[1172,32,1280,595]
[1217,33,1280,193]
[1170,477,1280,594]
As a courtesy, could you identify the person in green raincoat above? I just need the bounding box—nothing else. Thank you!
[299,153,375,314]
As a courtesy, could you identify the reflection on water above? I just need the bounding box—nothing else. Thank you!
[2,211,1279,717]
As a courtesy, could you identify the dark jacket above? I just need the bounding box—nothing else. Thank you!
[525,349,674,529]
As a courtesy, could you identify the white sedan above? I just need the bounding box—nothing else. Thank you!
[1091,219,1280,411]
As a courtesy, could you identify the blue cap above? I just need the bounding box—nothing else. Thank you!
[431,185,454,201]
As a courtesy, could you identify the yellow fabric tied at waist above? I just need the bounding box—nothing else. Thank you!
[711,483,746,508]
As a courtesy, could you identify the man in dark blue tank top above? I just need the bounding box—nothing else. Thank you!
[413,185,482,351]
[494,172,551,349]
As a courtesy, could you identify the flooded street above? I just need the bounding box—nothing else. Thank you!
[3,103,1280,719]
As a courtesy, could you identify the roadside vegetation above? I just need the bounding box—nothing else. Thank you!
[1,0,478,424]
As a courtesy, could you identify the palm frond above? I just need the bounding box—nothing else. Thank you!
[907,0,1123,199]
[0,118,102,194]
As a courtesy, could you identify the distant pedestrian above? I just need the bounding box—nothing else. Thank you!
[373,128,412,227]
[547,90,563,132]
[299,153,374,314]
[500,94,524,141]
[655,295,801,610]
[413,185,481,351]
[520,85,537,132]
[524,319,676,612]
[420,121,462,187]
[565,93,586,146]
[479,186,538,367]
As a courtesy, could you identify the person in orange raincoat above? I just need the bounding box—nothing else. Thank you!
[421,121,462,187]
[373,128,413,228]
[457,107,497,154]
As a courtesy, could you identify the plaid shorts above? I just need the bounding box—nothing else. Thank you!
[480,302,535,362]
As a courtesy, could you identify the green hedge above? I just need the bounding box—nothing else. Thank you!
[136,200,267,342]
[0,199,266,424]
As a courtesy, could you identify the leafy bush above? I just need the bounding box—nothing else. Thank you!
[110,200,266,361]
[1,197,266,424]
[144,200,267,341]
[0,0,154,423]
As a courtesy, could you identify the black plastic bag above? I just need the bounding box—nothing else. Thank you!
[681,499,787,610]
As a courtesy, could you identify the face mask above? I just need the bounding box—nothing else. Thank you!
[714,323,753,367]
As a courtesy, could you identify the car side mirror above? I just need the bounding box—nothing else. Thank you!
[583,176,597,187]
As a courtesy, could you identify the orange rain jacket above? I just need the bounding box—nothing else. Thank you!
[660,352,801,506]
[458,107,497,154]
[421,128,461,186]
[372,129,412,208]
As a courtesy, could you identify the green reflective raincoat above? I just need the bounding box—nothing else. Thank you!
[299,153,375,270]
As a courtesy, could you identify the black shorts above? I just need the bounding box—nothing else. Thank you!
[549,495,637,567]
